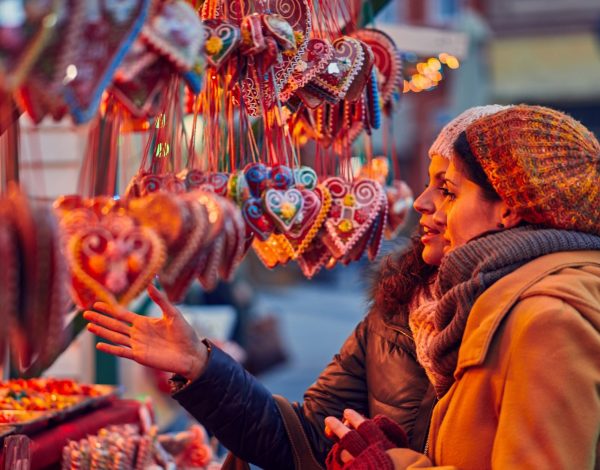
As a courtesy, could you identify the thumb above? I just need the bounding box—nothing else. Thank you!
[148,284,179,318]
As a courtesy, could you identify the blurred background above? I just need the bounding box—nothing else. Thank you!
[13,0,600,431]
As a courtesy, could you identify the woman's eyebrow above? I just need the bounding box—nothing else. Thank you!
[444,177,457,187]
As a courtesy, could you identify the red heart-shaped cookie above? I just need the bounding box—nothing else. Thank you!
[322,177,385,260]
[67,217,165,308]
[353,29,402,107]
[280,38,334,103]
[307,36,365,103]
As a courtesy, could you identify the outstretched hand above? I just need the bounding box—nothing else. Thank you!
[83,284,208,381]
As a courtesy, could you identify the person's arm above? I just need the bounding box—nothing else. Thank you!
[172,342,294,470]
[489,296,600,469]
[84,286,294,469]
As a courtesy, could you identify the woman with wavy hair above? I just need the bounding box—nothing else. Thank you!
[326,105,600,470]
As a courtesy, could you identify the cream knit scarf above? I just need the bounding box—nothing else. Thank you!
[409,226,600,398]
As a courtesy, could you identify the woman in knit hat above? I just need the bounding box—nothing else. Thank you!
[325,104,600,469]
[84,106,508,469]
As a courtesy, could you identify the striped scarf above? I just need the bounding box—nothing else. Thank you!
[409,225,600,398]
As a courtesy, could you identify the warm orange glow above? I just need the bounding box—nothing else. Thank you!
[446,55,460,69]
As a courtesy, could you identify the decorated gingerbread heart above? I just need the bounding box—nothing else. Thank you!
[307,36,365,103]
[296,232,332,279]
[110,57,170,118]
[368,193,388,261]
[322,177,385,260]
[286,186,327,240]
[240,13,266,55]
[286,185,332,260]
[252,233,294,269]
[239,0,310,115]
[0,210,17,367]
[194,193,227,291]
[344,39,374,102]
[262,14,296,52]
[385,180,413,239]
[128,192,184,246]
[227,171,251,204]
[67,219,165,308]
[269,164,295,190]
[217,197,246,281]
[280,38,333,103]
[263,188,304,232]
[62,0,152,123]
[159,199,208,302]
[202,19,241,69]
[293,166,318,190]
[17,0,79,123]
[193,191,225,245]
[139,174,165,196]
[242,197,274,241]
[0,0,58,94]
[341,190,387,264]
[353,29,402,107]
[181,169,206,190]
[201,172,230,196]
[141,0,205,71]
[267,0,310,93]
[197,232,224,291]
[244,163,270,197]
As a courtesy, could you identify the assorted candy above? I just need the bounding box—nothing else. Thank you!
[0,378,112,415]
[61,424,218,470]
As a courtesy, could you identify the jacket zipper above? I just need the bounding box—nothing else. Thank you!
[385,323,413,340]
[423,397,439,457]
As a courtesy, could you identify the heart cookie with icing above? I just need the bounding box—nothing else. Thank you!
[67,218,165,308]
[322,177,385,260]
[280,39,333,103]
[263,188,304,232]
[141,0,205,71]
[307,36,365,103]
[203,19,241,69]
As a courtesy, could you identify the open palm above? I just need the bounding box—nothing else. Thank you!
[84,285,207,380]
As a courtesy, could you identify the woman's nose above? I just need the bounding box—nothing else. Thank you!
[433,198,448,226]
[413,188,433,214]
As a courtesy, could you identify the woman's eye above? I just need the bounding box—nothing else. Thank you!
[441,187,456,200]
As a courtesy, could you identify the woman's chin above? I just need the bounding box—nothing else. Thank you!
[421,245,444,267]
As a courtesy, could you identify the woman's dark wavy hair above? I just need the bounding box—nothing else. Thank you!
[453,131,501,202]
[370,236,438,323]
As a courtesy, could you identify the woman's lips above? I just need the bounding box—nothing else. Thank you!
[420,225,441,244]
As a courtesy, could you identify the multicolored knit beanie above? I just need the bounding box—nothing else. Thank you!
[464,104,600,236]
[428,105,511,160]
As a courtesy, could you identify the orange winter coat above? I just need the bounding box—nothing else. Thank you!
[387,250,600,470]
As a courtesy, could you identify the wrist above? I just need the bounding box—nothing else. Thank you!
[183,338,210,382]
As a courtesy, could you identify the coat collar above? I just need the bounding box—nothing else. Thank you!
[455,250,600,373]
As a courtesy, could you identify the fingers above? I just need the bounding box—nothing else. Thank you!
[92,302,137,324]
[343,409,366,429]
[340,450,353,464]
[83,310,131,336]
[324,416,351,440]
[87,323,131,347]
[96,342,134,360]
[147,284,179,318]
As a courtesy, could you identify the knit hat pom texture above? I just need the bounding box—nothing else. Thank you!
[465,105,600,236]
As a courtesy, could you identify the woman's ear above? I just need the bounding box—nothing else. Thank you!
[500,203,522,229]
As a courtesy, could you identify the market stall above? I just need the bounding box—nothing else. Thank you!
[0,0,463,467]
